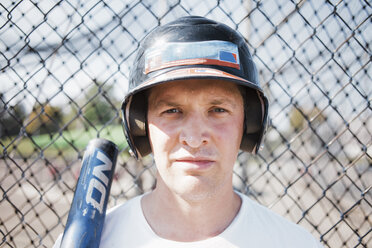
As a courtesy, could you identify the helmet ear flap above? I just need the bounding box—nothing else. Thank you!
[240,133,260,152]
[240,89,263,152]
[127,92,152,157]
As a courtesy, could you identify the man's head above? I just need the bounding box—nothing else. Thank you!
[121,16,269,159]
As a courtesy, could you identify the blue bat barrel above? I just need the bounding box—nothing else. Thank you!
[60,138,118,248]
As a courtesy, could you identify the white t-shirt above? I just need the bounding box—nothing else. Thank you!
[54,192,323,248]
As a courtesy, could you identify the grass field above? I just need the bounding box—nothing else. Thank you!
[1,125,128,158]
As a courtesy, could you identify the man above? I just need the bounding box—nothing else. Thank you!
[54,16,323,247]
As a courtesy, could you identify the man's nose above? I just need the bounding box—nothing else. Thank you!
[179,112,210,148]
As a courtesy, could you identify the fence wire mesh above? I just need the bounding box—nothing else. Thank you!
[0,0,371,247]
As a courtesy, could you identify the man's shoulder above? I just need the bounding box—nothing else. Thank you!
[240,193,304,231]
[237,193,323,247]
[99,194,149,247]
[105,194,143,222]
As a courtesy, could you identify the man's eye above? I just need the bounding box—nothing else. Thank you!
[164,108,180,114]
[212,108,226,113]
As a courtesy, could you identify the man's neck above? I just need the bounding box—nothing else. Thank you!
[141,184,242,242]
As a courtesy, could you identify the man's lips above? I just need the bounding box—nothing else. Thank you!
[173,157,215,170]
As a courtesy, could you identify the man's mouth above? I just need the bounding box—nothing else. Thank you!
[173,157,215,170]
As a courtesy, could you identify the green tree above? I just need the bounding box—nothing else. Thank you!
[82,81,117,126]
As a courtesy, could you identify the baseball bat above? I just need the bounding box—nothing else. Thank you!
[60,138,118,248]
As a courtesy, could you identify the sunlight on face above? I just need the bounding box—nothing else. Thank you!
[147,79,244,201]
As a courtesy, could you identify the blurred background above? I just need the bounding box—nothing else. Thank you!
[0,0,371,247]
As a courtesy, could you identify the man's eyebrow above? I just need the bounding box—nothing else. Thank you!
[209,99,226,105]
[150,96,239,108]
[152,99,181,108]
[209,98,238,107]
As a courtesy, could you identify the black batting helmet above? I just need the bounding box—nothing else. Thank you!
[121,16,269,159]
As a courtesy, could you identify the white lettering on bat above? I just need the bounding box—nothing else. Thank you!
[85,151,112,214]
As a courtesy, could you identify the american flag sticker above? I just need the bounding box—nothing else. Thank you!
[219,50,238,63]
[144,40,240,74]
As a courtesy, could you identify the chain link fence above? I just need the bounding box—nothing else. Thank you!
[0,0,371,247]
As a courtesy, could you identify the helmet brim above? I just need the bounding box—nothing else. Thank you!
[126,67,264,99]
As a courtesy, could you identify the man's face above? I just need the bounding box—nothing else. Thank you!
[147,79,244,201]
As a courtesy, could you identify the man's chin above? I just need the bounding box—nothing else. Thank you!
[172,177,218,202]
